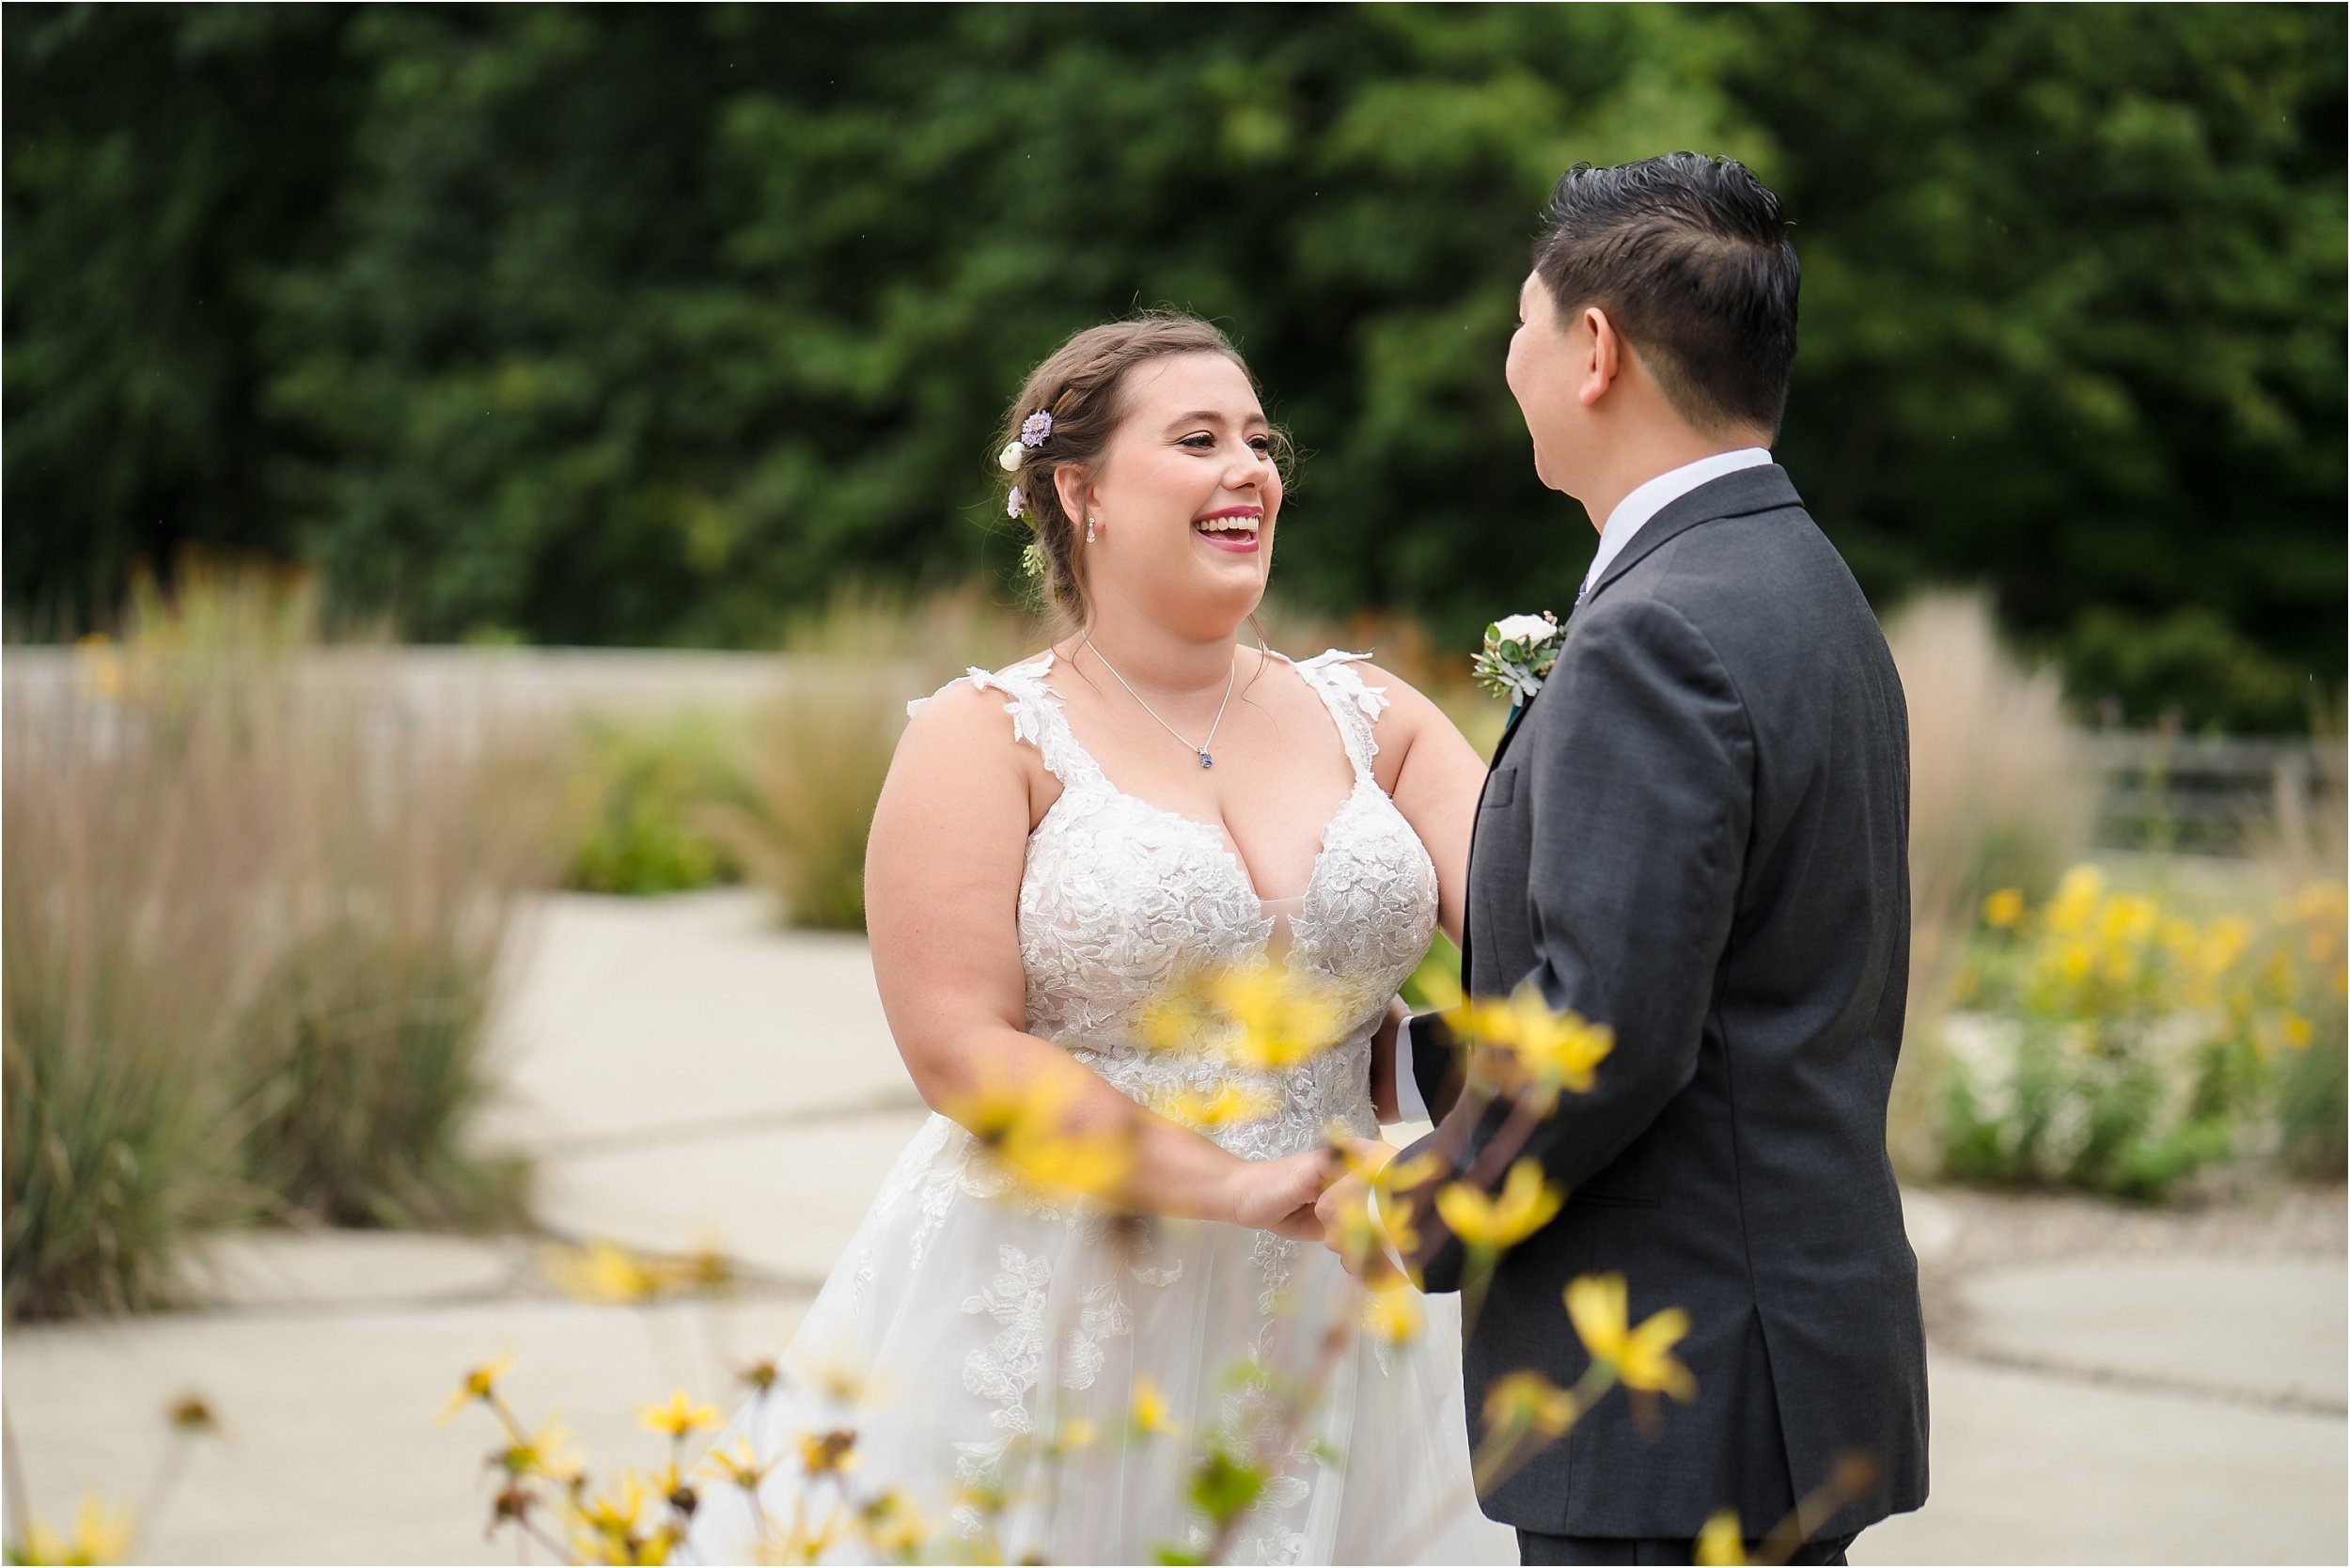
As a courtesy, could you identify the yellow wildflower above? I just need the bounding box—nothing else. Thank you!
[1156,1081,1278,1130]
[1144,961,1348,1069]
[1453,982,1614,1096]
[2044,865,2105,936]
[943,1068,1134,1202]
[1435,1159,1563,1249]
[1982,887,2025,930]
[436,1349,514,1424]
[699,1435,773,1491]
[497,1414,582,1482]
[1052,1417,1099,1454]
[1564,1273,1698,1402]
[542,1240,669,1305]
[2056,941,2093,983]
[1211,960,1349,1071]
[2282,1012,2314,1049]
[1324,1179,1419,1271]
[18,1493,133,1567]
[797,1428,859,1477]
[859,1488,928,1555]
[1695,1509,1748,1565]
[1131,1374,1183,1438]
[1480,1370,1578,1441]
[573,1469,650,1539]
[1362,1280,1426,1345]
[637,1388,718,1439]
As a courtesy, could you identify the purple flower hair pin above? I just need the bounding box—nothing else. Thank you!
[996,407,1053,473]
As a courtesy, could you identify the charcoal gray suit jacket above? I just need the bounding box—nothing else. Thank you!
[1403,463,1929,1542]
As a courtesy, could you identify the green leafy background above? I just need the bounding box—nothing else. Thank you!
[7,4,2342,729]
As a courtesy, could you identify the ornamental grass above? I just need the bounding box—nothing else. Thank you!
[2,556,562,1318]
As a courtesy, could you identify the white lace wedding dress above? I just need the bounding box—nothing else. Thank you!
[686,651,1512,1565]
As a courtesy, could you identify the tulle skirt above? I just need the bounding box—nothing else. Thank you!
[682,1113,1513,1565]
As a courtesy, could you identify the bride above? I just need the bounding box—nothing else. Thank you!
[686,316,1506,1564]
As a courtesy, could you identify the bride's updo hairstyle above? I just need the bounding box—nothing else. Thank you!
[995,314,1291,627]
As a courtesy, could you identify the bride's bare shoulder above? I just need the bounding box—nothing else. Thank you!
[893,651,1058,790]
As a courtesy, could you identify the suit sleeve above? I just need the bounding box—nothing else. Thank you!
[1402,597,1752,1293]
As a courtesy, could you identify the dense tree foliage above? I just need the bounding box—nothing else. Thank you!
[8,4,2342,729]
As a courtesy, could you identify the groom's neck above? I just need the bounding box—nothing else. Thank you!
[1575,419,1772,537]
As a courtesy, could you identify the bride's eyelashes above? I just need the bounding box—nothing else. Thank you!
[1176,432,1275,455]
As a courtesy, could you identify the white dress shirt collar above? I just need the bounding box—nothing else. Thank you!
[1580,447,1772,598]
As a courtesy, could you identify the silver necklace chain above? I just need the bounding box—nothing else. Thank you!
[1082,636,1236,769]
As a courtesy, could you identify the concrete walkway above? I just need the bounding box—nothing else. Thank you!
[5,889,2343,1564]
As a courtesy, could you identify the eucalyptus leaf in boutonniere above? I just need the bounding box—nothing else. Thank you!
[1472,611,1562,703]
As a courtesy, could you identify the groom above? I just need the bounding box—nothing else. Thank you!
[1324,154,1928,1564]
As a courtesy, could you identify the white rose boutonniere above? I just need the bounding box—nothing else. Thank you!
[1472,610,1563,703]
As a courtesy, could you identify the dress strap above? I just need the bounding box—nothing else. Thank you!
[906,651,1105,790]
[1288,650,1388,783]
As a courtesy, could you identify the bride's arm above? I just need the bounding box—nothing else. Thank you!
[1357,666,1485,950]
[1354,665,1488,1122]
[865,680,1324,1234]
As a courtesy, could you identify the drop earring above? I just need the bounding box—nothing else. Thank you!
[1086,516,1100,543]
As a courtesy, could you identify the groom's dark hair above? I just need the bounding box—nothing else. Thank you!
[1534,152,1798,438]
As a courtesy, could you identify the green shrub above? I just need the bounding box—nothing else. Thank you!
[563,713,745,896]
[1939,868,2347,1200]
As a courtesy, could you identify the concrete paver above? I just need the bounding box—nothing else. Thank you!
[1860,1351,2348,1565]
[180,1231,528,1311]
[4,1294,807,1567]
[531,1108,936,1284]
[478,891,919,1154]
[1957,1258,2347,1411]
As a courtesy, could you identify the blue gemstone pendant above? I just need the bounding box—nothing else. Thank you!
[1198,751,1214,769]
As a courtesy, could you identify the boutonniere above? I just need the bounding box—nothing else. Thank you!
[1472,611,1562,703]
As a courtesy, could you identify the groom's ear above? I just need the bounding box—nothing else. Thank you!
[1577,306,1622,409]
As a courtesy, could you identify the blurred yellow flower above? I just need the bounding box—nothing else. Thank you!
[2045,865,2105,935]
[542,1240,670,1305]
[1155,1081,1277,1129]
[1435,1159,1563,1249]
[1454,982,1614,1096]
[1144,960,1347,1071]
[1480,1370,1578,1441]
[1053,1417,1099,1454]
[1695,1508,1748,1565]
[1564,1273,1698,1402]
[18,1493,133,1567]
[2282,1012,2314,1049]
[859,1488,928,1555]
[798,1428,860,1477]
[943,1068,1134,1201]
[1982,887,2025,929]
[498,1414,582,1482]
[1131,1374,1183,1438]
[1324,1181,1418,1271]
[699,1434,773,1491]
[637,1389,718,1439]
[1361,1280,1426,1345]
[573,1469,650,1538]
[436,1349,514,1424]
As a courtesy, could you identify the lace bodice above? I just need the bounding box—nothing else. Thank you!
[915,650,1439,1159]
